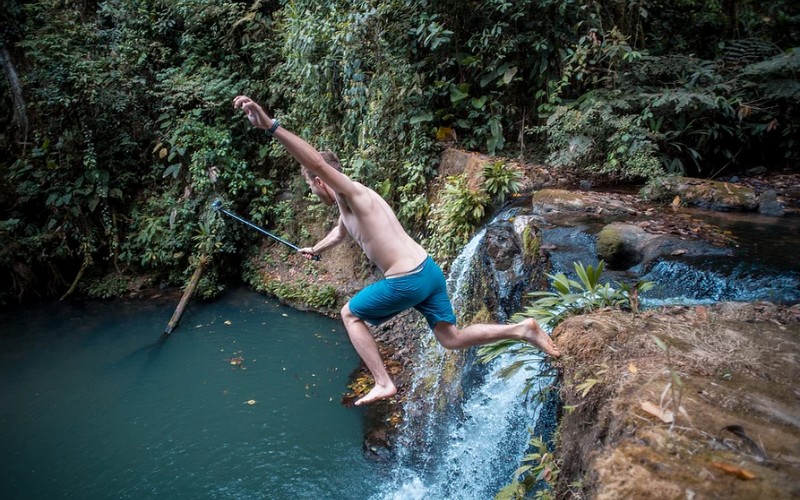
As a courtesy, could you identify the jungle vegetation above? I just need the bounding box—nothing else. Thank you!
[1,0,798,303]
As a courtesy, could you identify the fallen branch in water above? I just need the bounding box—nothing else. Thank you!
[164,255,208,335]
[60,252,92,301]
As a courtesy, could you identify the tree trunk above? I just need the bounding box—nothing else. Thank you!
[1,45,29,141]
[164,256,208,335]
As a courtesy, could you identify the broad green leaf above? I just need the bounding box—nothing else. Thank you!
[502,66,518,84]
[409,112,434,125]
[450,85,470,103]
[162,164,181,179]
[471,96,487,109]
[513,464,533,478]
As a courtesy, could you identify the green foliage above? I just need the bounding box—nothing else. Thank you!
[196,270,224,300]
[513,261,653,330]
[521,226,541,261]
[397,160,434,227]
[483,161,523,203]
[264,280,339,310]
[80,274,135,300]
[419,0,584,154]
[269,0,439,228]
[424,160,521,264]
[542,45,800,180]
[423,174,490,265]
[2,0,798,302]
[477,261,652,393]
[495,432,560,500]
[0,0,277,301]
[536,92,665,182]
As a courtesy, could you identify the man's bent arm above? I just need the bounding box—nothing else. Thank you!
[303,218,347,255]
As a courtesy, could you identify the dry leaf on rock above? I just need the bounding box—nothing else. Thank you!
[641,401,674,424]
[710,461,757,480]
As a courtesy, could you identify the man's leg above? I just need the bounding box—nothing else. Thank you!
[341,304,398,405]
[432,318,560,357]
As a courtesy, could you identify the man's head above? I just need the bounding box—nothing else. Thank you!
[301,151,341,206]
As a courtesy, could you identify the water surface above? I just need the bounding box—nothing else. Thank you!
[0,288,379,499]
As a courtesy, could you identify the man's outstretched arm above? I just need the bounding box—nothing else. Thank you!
[232,95,358,197]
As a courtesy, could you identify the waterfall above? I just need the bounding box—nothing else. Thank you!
[447,228,487,315]
[379,221,549,499]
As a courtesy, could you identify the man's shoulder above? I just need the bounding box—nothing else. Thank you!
[348,181,382,200]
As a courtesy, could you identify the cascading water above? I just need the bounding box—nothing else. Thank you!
[380,218,552,499]
[639,258,800,306]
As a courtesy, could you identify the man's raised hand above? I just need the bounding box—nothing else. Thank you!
[233,95,272,130]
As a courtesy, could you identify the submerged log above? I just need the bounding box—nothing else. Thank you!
[60,252,92,301]
[164,255,208,335]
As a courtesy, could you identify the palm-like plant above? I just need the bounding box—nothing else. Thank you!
[477,261,653,388]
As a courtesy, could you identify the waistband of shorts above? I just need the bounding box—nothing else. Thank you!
[385,255,430,279]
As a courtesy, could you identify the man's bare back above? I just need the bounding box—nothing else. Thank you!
[335,183,428,276]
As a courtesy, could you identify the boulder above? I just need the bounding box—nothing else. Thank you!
[641,176,758,212]
[532,189,638,216]
[596,222,731,270]
[758,189,785,216]
[438,148,494,190]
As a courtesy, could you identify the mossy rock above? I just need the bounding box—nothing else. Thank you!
[596,224,645,270]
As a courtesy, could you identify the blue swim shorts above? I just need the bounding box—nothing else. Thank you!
[347,255,457,329]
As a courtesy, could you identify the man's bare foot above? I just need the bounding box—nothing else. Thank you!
[354,382,397,406]
[518,318,560,357]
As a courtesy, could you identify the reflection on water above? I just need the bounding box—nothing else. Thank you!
[693,211,800,272]
[0,288,379,500]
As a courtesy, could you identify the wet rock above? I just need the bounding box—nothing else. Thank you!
[596,222,731,270]
[596,223,652,269]
[746,166,768,176]
[363,426,394,462]
[758,189,785,216]
[479,222,532,317]
[641,176,758,212]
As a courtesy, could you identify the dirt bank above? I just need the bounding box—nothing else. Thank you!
[553,302,800,499]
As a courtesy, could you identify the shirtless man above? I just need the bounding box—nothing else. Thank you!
[233,95,560,406]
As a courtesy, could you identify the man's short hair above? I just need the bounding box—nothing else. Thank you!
[302,150,341,179]
[319,150,341,172]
